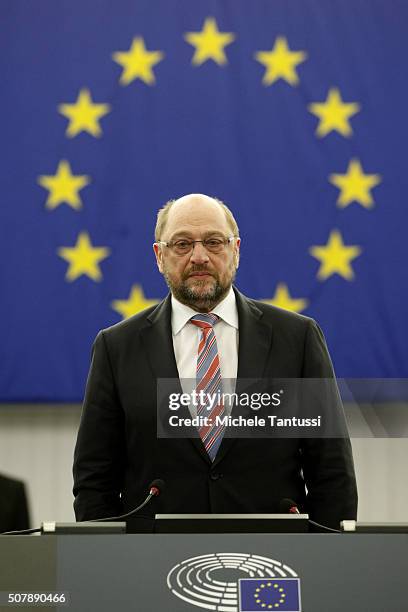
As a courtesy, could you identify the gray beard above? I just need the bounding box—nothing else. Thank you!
[163,273,234,312]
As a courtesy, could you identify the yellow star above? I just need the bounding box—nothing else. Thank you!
[255,36,307,86]
[38,160,90,210]
[309,230,362,280]
[112,37,164,85]
[111,284,159,319]
[184,17,235,66]
[58,89,111,138]
[57,232,110,282]
[263,283,308,313]
[329,159,382,208]
[308,88,360,137]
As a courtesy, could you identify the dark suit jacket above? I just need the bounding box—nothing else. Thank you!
[73,288,357,530]
[0,474,30,533]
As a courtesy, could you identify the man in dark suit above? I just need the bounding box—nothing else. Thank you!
[73,194,357,530]
[0,473,30,533]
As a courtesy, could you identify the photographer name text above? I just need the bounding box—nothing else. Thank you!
[168,415,322,428]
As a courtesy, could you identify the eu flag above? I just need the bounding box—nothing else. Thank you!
[239,578,301,611]
[1,1,407,400]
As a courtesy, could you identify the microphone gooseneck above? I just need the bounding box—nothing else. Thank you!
[93,478,165,523]
[279,497,341,533]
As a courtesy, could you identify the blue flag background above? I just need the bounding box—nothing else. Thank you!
[1,0,407,401]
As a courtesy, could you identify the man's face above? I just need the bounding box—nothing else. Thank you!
[153,196,240,312]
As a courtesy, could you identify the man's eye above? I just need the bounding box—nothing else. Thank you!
[174,240,190,248]
[206,239,223,246]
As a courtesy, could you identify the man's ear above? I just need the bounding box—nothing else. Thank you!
[153,243,164,274]
[234,237,241,268]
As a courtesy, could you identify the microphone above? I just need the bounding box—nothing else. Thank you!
[148,479,164,498]
[0,479,165,535]
[279,498,300,514]
[279,497,341,533]
[92,478,165,522]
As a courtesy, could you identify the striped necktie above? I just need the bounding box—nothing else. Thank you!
[190,313,225,461]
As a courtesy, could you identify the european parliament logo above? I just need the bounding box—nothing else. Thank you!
[167,553,301,611]
[239,578,301,612]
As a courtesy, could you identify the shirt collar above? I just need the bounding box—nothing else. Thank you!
[171,286,238,336]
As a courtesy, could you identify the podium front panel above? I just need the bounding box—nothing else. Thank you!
[0,534,406,612]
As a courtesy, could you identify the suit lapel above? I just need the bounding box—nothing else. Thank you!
[212,288,274,467]
[235,288,273,380]
[140,295,211,465]
[140,294,178,380]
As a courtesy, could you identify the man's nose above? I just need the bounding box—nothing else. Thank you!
[190,241,210,263]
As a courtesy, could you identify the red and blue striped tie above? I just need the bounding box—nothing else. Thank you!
[190,314,225,461]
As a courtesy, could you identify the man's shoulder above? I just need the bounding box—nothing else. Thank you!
[96,296,167,344]
[101,303,161,338]
[238,291,316,332]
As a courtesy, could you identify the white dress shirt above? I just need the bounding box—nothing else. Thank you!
[171,287,239,414]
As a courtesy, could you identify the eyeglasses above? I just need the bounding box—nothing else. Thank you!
[156,236,237,256]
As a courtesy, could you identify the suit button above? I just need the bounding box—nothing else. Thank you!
[210,473,223,481]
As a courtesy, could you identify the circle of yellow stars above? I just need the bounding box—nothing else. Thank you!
[254,582,287,608]
[36,15,382,319]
